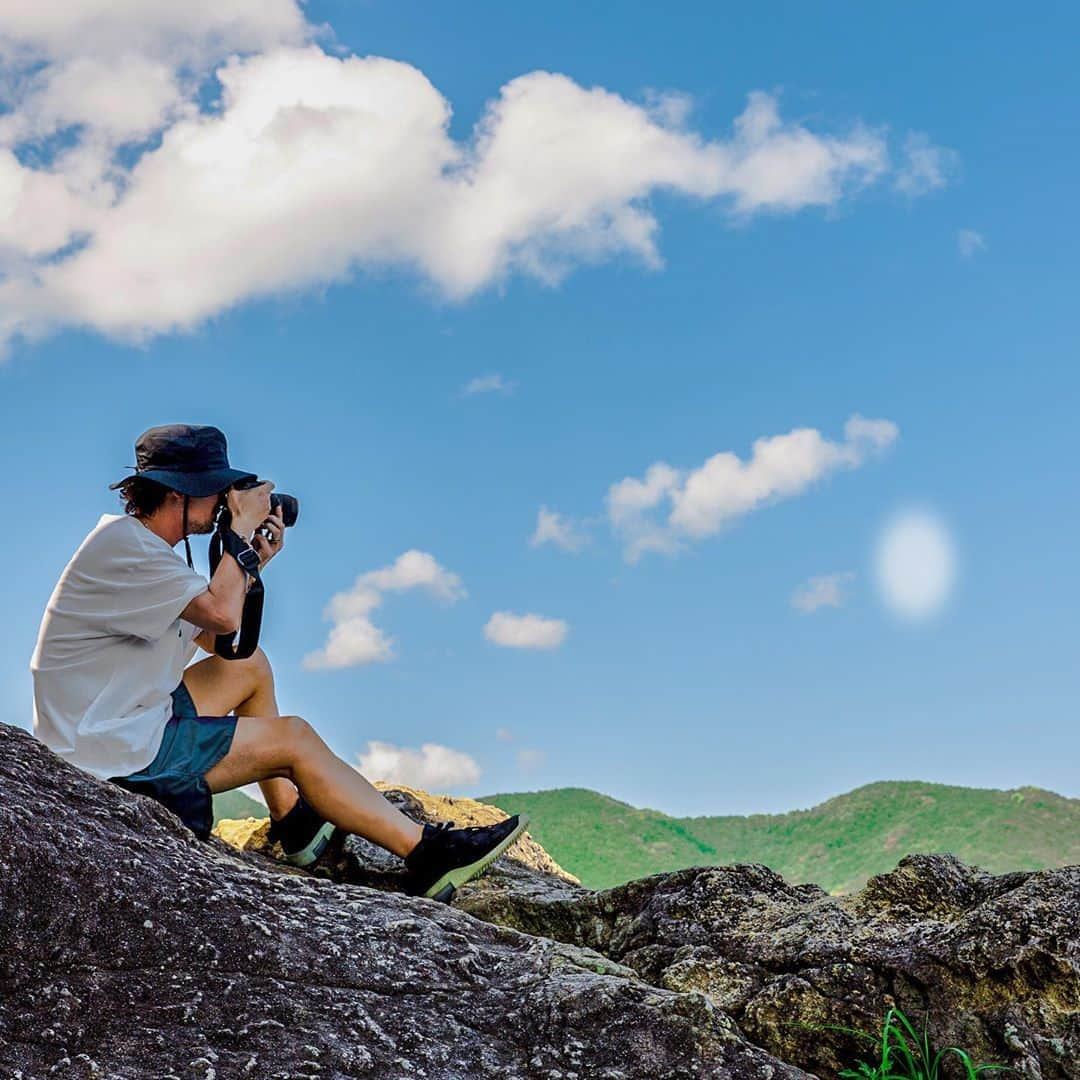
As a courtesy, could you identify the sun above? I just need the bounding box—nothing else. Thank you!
[873,507,957,621]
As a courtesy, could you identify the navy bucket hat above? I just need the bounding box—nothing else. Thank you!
[108,424,257,497]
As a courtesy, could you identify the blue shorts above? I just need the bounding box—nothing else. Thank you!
[108,681,238,841]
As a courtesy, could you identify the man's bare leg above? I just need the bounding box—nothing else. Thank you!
[233,671,301,821]
[237,683,425,854]
[286,727,425,859]
[203,715,424,859]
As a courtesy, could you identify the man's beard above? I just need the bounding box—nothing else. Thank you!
[188,512,218,535]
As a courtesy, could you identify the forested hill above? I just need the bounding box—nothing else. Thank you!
[477,780,1080,894]
[212,787,267,825]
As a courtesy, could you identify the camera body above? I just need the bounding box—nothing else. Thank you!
[233,476,299,528]
[217,477,299,532]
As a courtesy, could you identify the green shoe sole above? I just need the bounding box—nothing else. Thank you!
[283,820,337,867]
[422,813,531,901]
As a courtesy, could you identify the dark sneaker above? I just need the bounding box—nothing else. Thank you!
[267,793,337,867]
[403,813,530,902]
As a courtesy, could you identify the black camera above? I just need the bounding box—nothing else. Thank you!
[233,476,299,527]
[217,477,299,533]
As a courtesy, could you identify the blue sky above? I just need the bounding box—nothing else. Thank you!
[2,2,1077,816]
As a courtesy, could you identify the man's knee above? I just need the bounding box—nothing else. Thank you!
[246,646,273,682]
[277,715,321,780]
[208,644,272,688]
[283,714,319,750]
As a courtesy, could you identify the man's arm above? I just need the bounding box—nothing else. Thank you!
[192,572,255,653]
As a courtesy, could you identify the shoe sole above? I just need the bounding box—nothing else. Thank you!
[284,820,337,868]
[422,813,531,901]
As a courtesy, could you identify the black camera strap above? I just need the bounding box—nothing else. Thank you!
[208,527,264,660]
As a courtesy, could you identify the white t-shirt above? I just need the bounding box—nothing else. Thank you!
[30,513,210,781]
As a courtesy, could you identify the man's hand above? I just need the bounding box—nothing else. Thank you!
[251,505,286,570]
[227,480,274,539]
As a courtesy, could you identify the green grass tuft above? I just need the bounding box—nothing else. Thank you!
[784,1005,1018,1078]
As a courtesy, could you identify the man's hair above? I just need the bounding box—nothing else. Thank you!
[116,476,175,518]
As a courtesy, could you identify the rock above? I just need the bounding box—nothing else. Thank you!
[214,774,1080,1079]
[0,722,811,1079]
[459,858,1080,1078]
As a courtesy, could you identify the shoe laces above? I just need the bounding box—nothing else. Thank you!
[429,819,505,838]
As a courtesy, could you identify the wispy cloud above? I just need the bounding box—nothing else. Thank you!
[606,414,899,562]
[484,611,568,650]
[791,571,856,613]
[459,373,517,397]
[529,506,588,552]
[894,132,960,196]
[302,550,466,670]
[354,740,481,791]
[957,229,986,258]
[0,5,953,358]
[517,747,547,774]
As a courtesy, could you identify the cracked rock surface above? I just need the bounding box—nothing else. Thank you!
[0,723,810,1079]
[455,829,1080,1078]
[4,721,1076,1079]
[221,779,1080,1079]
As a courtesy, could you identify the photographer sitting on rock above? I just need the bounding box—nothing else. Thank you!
[30,424,526,903]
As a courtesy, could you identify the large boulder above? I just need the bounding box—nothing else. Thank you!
[460,856,1080,1078]
[4,720,1076,1079]
[219,785,1080,1079]
[0,723,810,1079]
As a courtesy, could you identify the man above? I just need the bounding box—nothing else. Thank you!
[30,424,527,903]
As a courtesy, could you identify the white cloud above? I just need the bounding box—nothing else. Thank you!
[792,571,856,613]
[0,2,312,154]
[496,727,514,743]
[354,549,466,602]
[530,505,588,552]
[957,229,986,258]
[720,91,888,214]
[302,550,465,670]
[3,55,182,146]
[607,414,899,562]
[460,373,516,397]
[0,1,310,62]
[606,461,684,560]
[642,88,695,129]
[0,7,951,356]
[517,748,546,774]
[354,740,481,792]
[894,132,959,196]
[484,611,568,650]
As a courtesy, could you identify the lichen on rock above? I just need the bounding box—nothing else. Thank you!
[1,722,809,1078]
[3,720,1076,1079]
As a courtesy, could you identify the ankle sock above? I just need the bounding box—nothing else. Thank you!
[405,821,451,869]
[270,794,325,851]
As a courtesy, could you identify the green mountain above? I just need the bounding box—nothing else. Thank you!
[477,781,1080,894]
[212,788,268,825]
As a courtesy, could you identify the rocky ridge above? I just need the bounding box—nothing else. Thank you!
[1,721,1077,1078]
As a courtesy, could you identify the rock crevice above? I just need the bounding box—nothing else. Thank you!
[2,722,1076,1079]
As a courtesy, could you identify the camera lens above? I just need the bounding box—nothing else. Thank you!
[270,493,299,528]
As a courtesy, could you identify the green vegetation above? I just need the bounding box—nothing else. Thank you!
[477,780,1080,893]
[786,1006,1016,1078]
[212,787,267,825]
